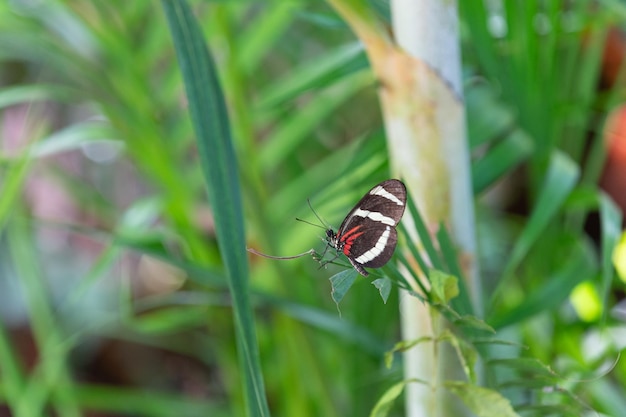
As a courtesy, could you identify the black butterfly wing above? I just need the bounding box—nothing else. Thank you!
[338,179,407,232]
[344,225,398,267]
[336,179,406,270]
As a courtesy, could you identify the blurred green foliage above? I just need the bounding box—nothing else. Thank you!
[0,1,624,416]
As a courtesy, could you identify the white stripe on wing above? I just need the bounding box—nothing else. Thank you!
[354,226,390,264]
[352,208,396,226]
[369,185,404,206]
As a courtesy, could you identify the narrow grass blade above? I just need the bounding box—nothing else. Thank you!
[0,150,31,234]
[465,83,515,150]
[472,129,534,195]
[0,324,25,412]
[9,218,81,417]
[30,121,120,158]
[268,293,386,354]
[492,151,580,307]
[381,253,422,296]
[267,131,383,225]
[436,224,473,315]
[599,193,622,321]
[0,84,75,108]
[489,239,596,329]
[405,198,444,271]
[236,2,299,75]
[258,70,373,170]
[73,384,227,417]
[161,2,269,416]
[444,381,520,417]
[257,42,367,107]
[369,380,408,417]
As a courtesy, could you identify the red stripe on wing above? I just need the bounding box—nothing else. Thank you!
[340,225,364,256]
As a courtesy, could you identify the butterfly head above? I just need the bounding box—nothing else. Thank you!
[325,228,339,249]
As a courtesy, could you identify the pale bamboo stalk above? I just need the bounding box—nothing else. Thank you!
[326,1,479,415]
[390,1,479,416]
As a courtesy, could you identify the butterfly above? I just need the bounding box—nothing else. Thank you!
[323,179,406,276]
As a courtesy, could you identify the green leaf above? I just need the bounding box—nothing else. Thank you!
[452,315,495,334]
[465,83,516,150]
[161,2,269,416]
[403,197,443,274]
[9,218,81,417]
[384,337,433,369]
[268,130,386,228]
[513,404,581,416]
[445,381,520,417]
[487,357,558,380]
[236,2,299,75]
[587,377,626,417]
[30,122,121,159]
[0,84,76,108]
[0,141,33,235]
[438,329,478,382]
[472,129,534,194]
[257,42,367,107]
[258,70,373,170]
[497,376,560,390]
[429,269,459,304]
[73,384,225,417]
[371,277,392,304]
[118,197,163,230]
[129,307,208,334]
[369,381,407,417]
[436,224,473,315]
[599,193,622,320]
[330,269,358,307]
[271,295,385,355]
[490,239,596,329]
[492,151,580,306]
[381,257,422,295]
[0,324,25,412]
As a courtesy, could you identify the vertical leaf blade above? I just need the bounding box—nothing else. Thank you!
[161,2,269,416]
[494,151,580,301]
[599,193,622,321]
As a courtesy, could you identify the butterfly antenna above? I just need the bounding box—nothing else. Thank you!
[295,217,326,230]
[307,198,329,228]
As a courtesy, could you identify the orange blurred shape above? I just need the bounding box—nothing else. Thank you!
[601,104,626,214]
[600,28,625,88]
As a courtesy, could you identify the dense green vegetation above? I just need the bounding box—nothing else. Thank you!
[0,1,624,416]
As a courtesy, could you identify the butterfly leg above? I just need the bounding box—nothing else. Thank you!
[313,243,330,263]
[317,248,342,270]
